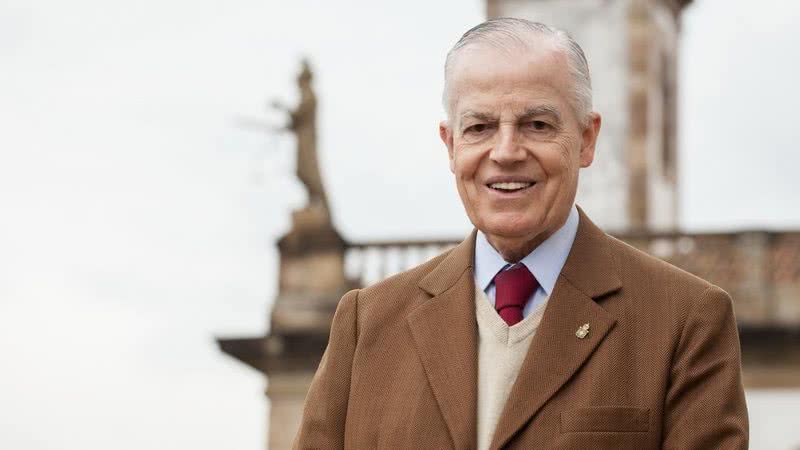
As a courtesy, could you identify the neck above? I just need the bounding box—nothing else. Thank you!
[486,230,555,263]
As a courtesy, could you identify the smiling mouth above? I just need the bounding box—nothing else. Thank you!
[487,181,535,193]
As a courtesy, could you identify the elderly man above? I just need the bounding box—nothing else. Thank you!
[294,18,748,449]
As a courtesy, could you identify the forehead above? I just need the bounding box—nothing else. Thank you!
[448,44,573,118]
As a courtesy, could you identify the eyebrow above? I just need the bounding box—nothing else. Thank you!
[459,110,497,124]
[519,105,562,123]
[459,105,563,126]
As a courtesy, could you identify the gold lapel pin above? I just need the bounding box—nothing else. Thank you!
[575,323,590,339]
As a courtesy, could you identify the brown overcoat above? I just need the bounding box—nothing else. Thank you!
[294,208,749,449]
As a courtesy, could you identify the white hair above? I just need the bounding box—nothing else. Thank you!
[443,17,593,123]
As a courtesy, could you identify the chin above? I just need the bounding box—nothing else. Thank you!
[479,213,544,240]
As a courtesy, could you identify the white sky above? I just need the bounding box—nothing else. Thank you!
[0,0,798,449]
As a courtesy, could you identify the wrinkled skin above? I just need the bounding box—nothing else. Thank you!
[440,42,602,262]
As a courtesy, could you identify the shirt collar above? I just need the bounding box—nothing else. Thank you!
[474,204,580,296]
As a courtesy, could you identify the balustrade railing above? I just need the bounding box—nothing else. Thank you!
[342,230,800,327]
[345,239,459,286]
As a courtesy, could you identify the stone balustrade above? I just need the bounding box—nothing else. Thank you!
[345,230,800,327]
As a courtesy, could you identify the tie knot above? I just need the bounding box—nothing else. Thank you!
[494,264,539,326]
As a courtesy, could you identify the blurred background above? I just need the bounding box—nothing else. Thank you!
[1,0,799,449]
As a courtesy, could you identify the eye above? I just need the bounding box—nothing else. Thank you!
[465,123,489,134]
[525,120,552,131]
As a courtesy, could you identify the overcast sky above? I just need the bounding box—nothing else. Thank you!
[1,0,798,449]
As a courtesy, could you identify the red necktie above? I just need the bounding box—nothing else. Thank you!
[494,264,539,326]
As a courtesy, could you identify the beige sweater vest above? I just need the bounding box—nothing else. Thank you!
[475,288,547,450]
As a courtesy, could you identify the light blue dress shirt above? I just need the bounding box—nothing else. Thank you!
[474,204,580,318]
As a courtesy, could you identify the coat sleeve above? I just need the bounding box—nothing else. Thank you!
[293,289,359,450]
[662,285,749,449]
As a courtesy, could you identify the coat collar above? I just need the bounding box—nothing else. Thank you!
[559,205,622,298]
[417,229,476,296]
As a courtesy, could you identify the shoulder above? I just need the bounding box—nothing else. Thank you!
[602,234,734,333]
[606,233,715,299]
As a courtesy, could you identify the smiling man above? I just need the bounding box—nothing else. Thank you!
[294,18,748,450]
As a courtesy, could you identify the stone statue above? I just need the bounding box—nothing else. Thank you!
[271,59,342,256]
[272,59,328,211]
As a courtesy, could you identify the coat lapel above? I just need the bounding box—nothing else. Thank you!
[408,231,478,449]
[490,207,623,450]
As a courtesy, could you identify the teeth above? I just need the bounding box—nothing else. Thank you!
[490,182,532,190]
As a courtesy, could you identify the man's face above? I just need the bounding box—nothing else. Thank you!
[440,43,601,253]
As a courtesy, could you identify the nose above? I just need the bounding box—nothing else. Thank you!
[489,123,526,165]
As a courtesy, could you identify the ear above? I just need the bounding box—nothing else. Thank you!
[579,112,602,168]
[439,120,456,173]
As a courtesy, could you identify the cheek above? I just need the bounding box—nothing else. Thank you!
[453,144,483,178]
[557,145,573,174]
[550,139,582,199]
[549,137,580,176]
